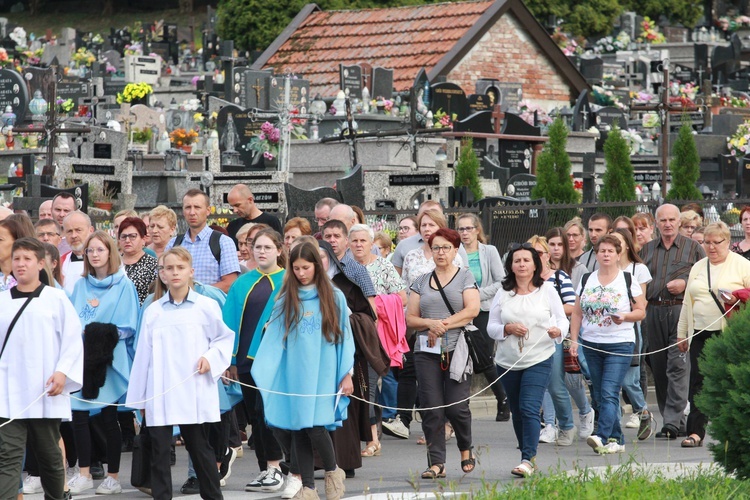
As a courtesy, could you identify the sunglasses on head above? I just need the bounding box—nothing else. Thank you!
[509,242,534,252]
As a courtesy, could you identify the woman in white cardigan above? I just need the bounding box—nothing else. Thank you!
[457,214,509,421]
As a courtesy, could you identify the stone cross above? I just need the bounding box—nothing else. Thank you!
[492,105,505,134]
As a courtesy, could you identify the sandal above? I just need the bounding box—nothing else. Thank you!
[460,449,475,474]
[681,435,703,448]
[361,442,381,457]
[511,461,536,478]
[417,435,426,445]
[421,464,446,479]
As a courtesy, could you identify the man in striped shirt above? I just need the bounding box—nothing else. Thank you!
[640,204,705,439]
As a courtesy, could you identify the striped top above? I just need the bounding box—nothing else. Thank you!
[639,234,705,302]
[547,270,576,305]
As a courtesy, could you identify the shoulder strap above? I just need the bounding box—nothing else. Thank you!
[580,272,591,292]
[209,230,222,264]
[432,270,457,316]
[553,270,562,299]
[623,271,634,306]
[174,231,221,264]
[0,285,44,360]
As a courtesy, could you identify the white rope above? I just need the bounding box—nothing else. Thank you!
[0,391,48,429]
[66,370,200,407]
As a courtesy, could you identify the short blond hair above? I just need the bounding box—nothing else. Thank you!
[703,221,730,242]
[149,205,177,229]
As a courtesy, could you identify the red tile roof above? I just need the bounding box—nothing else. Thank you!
[262,1,495,97]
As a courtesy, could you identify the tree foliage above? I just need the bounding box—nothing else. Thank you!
[667,119,703,201]
[600,124,636,217]
[454,138,483,202]
[621,0,702,29]
[697,303,750,479]
[532,117,578,203]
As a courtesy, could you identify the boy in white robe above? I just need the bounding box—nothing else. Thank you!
[0,237,83,500]
[126,247,233,500]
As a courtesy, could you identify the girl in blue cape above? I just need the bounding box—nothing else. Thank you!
[68,231,140,495]
[252,241,354,500]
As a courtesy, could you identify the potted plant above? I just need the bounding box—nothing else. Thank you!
[130,127,152,154]
[169,128,199,153]
[116,82,154,106]
[89,184,117,211]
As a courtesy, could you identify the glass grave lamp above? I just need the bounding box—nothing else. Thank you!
[1,105,16,130]
[29,90,48,122]
[309,94,327,140]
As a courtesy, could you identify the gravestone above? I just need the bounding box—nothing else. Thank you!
[0,69,29,122]
[475,79,522,112]
[56,79,91,106]
[506,173,537,200]
[229,66,249,107]
[165,108,194,132]
[22,66,54,102]
[579,56,604,84]
[673,64,695,83]
[571,89,592,132]
[468,94,491,113]
[285,183,340,215]
[244,69,272,109]
[501,112,541,137]
[336,165,364,208]
[268,77,310,113]
[413,68,430,106]
[41,44,72,67]
[371,67,394,100]
[595,106,629,128]
[129,104,166,138]
[101,50,121,71]
[430,82,469,121]
[103,78,127,99]
[619,12,637,40]
[694,44,709,77]
[453,110,493,133]
[500,141,533,178]
[150,41,173,66]
[124,55,160,85]
[664,26,688,43]
[340,64,363,99]
[216,104,268,169]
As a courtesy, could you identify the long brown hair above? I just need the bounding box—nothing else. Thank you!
[545,227,575,275]
[252,228,287,269]
[279,241,342,344]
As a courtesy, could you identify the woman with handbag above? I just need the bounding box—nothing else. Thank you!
[487,242,568,478]
[570,235,646,455]
[406,228,479,479]
[677,222,750,448]
[457,214,509,422]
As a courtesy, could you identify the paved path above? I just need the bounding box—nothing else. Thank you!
[27,398,717,499]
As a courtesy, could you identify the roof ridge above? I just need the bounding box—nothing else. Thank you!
[319,0,493,14]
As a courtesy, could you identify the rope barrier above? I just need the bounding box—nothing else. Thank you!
[1,301,739,421]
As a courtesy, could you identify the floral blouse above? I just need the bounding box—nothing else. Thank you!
[365,256,404,295]
[124,253,158,305]
[401,247,462,290]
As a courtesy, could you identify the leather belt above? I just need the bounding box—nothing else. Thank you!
[648,299,683,306]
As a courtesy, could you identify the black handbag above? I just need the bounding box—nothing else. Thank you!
[130,426,151,489]
[432,271,494,374]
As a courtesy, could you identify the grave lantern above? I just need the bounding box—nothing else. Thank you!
[28,90,47,121]
[1,105,16,129]
[310,95,327,140]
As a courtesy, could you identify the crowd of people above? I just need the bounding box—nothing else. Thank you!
[0,188,743,499]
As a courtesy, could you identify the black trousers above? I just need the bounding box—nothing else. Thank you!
[686,330,720,440]
[293,427,337,489]
[239,371,283,469]
[394,332,418,428]
[474,311,507,403]
[72,406,121,472]
[0,418,64,500]
[150,423,222,500]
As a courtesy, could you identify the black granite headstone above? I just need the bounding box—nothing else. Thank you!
[501,112,541,137]
[336,165,364,208]
[244,69,272,109]
[56,80,91,105]
[506,173,537,200]
[268,77,310,114]
[673,64,695,83]
[285,183,341,215]
[475,79,522,112]
[501,141,532,178]
[230,66,249,107]
[579,56,604,84]
[453,110,493,133]
[103,78,127,98]
[216,105,268,168]
[595,106,628,129]
[22,66,54,103]
[0,69,29,122]
[340,64,363,99]
[371,67,394,100]
[571,89,592,132]
[468,94,490,113]
[430,82,469,121]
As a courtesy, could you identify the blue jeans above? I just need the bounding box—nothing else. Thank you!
[564,372,592,416]
[581,340,634,445]
[379,369,398,420]
[543,343,575,430]
[500,356,553,462]
[621,327,647,413]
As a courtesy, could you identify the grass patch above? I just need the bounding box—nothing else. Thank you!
[6,9,206,46]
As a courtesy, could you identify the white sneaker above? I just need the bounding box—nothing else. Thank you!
[233,445,244,458]
[625,412,640,429]
[281,474,303,499]
[95,476,122,495]
[66,465,79,481]
[245,469,269,492]
[586,434,604,453]
[67,473,94,494]
[23,475,43,494]
[556,426,576,446]
[539,424,557,443]
[382,415,409,439]
[579,410,595,439]
[260,466,285,492]
[601,440,625,454]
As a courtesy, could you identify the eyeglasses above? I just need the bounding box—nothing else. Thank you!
[704,239,726,248]
[537,250,547,256]
[254,245,276,253]
[567,233,583,239]
[457,226,476,232]
[37,231,59,238]
[118,233,139,241]
[509,242,533,251]
[315,217,329,224]
[398,226,412,232]
[85,247,107,255]
[431,245,454,254]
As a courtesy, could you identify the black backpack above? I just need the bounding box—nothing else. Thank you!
[173,230,222,264]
